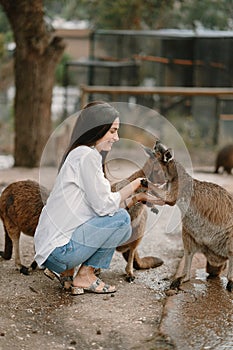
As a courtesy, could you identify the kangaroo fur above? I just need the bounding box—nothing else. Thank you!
[145,140,233,292]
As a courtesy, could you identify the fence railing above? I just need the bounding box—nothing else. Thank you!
[80,85,233,109]
[78,85,233,144]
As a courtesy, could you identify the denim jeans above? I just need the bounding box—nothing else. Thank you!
[43,208,132,274]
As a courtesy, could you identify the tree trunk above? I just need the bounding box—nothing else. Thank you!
[0,0,65,167]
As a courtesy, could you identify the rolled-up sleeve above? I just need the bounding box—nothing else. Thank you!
[77,150,121,216]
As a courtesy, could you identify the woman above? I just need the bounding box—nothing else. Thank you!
[34,101,163,295]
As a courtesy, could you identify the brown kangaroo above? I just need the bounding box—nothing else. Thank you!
[111,150,165,281]
[145,140,233,292]
[0,147,164,279]
[215,144,233,175]
[0,180,49,274]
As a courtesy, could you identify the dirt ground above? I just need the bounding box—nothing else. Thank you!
[0,162,232,350]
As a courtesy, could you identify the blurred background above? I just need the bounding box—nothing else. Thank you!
[0,0,232,169]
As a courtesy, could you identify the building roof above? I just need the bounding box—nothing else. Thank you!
[93,29,233,39]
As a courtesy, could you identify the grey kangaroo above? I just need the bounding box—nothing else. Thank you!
[145,140,233,292]
[0,147,164,279]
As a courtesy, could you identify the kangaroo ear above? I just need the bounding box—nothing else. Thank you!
[142,146,155,158]
[152,140,165,161]
[153,140,161,152]
[164,148,173,162]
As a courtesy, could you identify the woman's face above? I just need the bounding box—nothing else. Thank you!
[95,118,119,152]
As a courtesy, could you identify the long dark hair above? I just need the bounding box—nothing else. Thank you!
[59,101,119,171]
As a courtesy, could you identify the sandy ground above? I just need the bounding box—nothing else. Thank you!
[0,162,232,350]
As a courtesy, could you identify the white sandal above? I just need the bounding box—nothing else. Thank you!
[71,278,116,295]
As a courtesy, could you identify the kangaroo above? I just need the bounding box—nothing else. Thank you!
[144,140,233,292]
[215,144,233,175]
[111,151,165,282]
[0,180,49,274]
[0,147,164,279]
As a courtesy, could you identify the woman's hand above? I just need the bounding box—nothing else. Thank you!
[136,192,165,206]
[119,177,164,209]
[131,178,146,192]
[131,177,150,192]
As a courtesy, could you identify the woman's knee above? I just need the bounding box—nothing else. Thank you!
[113,209,132,241]
[116,208,131,226]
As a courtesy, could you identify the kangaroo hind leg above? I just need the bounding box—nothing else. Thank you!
[170,250,194,289]
[4,220,30,275]
[0,224,13,260]
[124,247,136,283]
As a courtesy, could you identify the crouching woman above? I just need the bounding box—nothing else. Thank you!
[34,101,162,295]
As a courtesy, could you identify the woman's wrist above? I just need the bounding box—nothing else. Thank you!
[132,194,138,205]
[124,194,138,210]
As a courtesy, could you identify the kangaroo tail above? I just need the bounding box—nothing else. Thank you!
[122,250,163,270]
[0,225,13,260]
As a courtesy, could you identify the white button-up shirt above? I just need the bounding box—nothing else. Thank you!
[34,146,121,267]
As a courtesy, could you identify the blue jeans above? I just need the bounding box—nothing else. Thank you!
[43,208,132,274]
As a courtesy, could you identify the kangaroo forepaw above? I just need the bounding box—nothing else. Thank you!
[170,277,183,290]
[151,207,159,214]
[226,280,233,292]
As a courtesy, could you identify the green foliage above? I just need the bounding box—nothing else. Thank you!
[0,7,10,33]
[0,33,5,58]
[61,0,175,29]
[56,0,232,30]
[0,7,13,59]
[171,0,233,30]
[1,0,232,34]
[55,52,71,85]
[44,0,65,17]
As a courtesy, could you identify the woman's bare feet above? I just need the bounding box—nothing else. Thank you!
[71,265,116,294]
